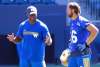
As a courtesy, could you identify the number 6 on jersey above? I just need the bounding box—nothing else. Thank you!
[71,30,78,43]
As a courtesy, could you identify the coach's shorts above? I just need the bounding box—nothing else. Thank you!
[19,58,46,67]
[68,55,91,67]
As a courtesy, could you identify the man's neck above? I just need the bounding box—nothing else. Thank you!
[29,20,36,25]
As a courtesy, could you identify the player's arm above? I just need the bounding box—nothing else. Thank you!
[42,24,52,46]
[86,23,99,46]
[7,33,22,44]
[44,32,52,46]
[7,23,23,44]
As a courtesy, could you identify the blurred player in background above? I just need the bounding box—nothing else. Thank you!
[7,5,52,67]
[60,2,99,67]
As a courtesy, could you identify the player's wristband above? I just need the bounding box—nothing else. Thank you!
[85,43,89,48]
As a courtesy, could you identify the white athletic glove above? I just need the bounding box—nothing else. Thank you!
[60,49,71,66]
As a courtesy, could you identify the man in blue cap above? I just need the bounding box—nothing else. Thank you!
[7,5,52,67]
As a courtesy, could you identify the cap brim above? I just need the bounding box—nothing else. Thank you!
[30,12,37,15]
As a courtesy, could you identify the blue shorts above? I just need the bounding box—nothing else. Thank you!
[68,55,91,67]
[16,43,46,67]
[19,58,46,67]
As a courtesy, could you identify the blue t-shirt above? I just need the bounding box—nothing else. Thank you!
[69,16,91,55]
[16,19,50,62]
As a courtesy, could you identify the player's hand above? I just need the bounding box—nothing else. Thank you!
[44,35,52,46]
[81,43,91,55]
[7,33,15,42]
[60,49,71,66]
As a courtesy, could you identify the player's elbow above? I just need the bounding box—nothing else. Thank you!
[96,28,99,34]
[88,24,99,36]
[93,27,99,36]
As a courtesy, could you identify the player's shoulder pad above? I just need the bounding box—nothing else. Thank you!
[36,19,48,29]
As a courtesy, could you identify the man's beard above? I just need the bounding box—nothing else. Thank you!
[29,19,36,24]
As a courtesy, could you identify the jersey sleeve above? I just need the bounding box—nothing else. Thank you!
[42,25,51,40]
[16,24,24,38]
[81,21,91,29]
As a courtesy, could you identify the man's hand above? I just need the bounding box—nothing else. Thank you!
[80,43,91,55]
[60,49,71,66]
[7,33,22,43]
[7,33,15,42]
[45,35,52,46]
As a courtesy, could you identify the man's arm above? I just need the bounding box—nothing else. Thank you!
[44,33,52,46]
[7,33,22,44]
[86,24,99,46]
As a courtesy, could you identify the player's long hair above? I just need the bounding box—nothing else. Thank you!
[68,2,81,15]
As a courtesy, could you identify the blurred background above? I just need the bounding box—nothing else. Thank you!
[0,0,100,67]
